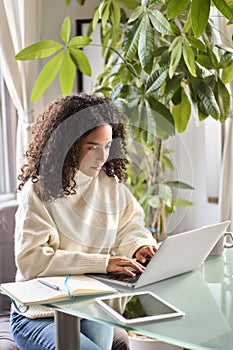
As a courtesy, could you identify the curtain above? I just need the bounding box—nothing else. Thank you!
[217,14,233,230]
[0,0,42,179]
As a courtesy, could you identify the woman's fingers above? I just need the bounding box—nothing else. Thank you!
[107,256,145,276]
[135,245,157,263]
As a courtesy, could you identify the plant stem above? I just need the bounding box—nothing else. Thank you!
[151,137,167,240]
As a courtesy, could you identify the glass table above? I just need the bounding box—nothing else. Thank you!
[50,249,233,350]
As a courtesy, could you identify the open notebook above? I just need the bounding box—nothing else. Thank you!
[0,275,116,306]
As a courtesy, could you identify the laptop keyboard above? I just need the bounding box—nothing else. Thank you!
[89,258,151,285]
[109,272,140,284]
[92,272,141,285]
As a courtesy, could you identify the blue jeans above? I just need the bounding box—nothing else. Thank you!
[10,312,113,350]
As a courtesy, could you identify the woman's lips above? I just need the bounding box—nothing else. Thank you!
[91,166,102,171]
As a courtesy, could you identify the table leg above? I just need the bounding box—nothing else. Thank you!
[54,310,80,350]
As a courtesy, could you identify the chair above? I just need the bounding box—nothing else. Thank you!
[0,202,18,350]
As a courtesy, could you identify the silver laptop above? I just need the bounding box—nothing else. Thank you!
[89,220,230,288]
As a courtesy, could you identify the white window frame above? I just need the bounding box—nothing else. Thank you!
[0,72,17,201]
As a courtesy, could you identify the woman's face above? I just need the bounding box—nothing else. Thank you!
[78,124,113,177]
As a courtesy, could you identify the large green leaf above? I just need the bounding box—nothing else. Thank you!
[169,37,182,78]
[92,7,101,30]
[212,0,233,21]
[167,0,190,19]
[196,54,215,69]
[101,1,111,28]
[222,61,233,84]
[169,36,181,52]
[225,0,233,9]
[148,195,162,209]
[214,78,230,121]
[164,75,183,104]
[172,88,191,132]
[128,5,143,23]
[162,154,175,171]
[183,11,192,33]
[165,181,194,190]
[138,14,154,73]
[187,91,199,126]
[191,0,210,37]
[196,81,220,119]
[172,199,194,207]
[146,68,168,93]
[141,0,150,7]
[31,52,63,103]
[159,184,172,207]
[119,84,140,102]
[219,52,233,68]
[60,16,71,44]
[59,51,76,95]
[69,48,92,76]
[186,36,207,51]
[69,36,92,48]
[183,40,196,76]
[172,86,182,105]
[148,98,175,139]
[149,9,171,35]
[135,100,154,136]
[118,0,141,10]
[208,48,219,70]
[110,1,121,27]
[125,21,141,60]
[15,40,63,60]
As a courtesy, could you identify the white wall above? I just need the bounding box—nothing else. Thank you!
[38,1,221,234]
[165,119,221,234]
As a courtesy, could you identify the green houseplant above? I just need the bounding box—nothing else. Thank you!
[15,0,233,239]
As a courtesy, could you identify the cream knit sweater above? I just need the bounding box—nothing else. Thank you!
[14,170,157,318]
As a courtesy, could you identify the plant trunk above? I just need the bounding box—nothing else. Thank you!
[151,138,167,241]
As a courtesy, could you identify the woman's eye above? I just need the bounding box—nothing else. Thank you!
[88,147,97,151]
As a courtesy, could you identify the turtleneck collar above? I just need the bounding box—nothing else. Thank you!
[74,170,95,190]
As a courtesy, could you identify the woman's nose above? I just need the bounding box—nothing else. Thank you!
[97,148,109,162]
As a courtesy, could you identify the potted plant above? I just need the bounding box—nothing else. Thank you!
[87,0,233,237]
[127,331,183,350]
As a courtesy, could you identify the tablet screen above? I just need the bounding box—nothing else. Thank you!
[96,291,184,324]
[122,293,176,319]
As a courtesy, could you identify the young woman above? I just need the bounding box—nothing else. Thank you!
[10,93,157,350]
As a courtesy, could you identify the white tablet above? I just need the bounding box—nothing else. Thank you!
[95,291,185,324]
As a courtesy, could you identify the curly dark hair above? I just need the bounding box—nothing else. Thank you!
[18,93,128,200]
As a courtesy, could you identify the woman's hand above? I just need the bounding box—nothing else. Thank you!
[107,256,146,276]
[134,245,157,264]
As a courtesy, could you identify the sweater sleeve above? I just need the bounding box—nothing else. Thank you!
[15,182,109,281]
[112,183,157,258]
